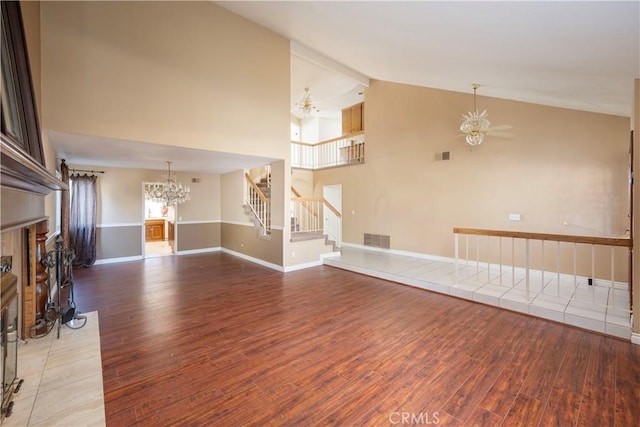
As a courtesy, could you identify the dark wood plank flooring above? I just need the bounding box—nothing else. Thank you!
[72,253,640,426]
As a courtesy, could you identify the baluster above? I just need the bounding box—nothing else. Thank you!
[525,239,530,299]
[541,240,545,292]
[454,233,459,284]
[610,246,615,309]
[573,243,577,299]
[591,244,596,304]
[557,241,561,297]
[499,237,503,287]
[487,236,491,283]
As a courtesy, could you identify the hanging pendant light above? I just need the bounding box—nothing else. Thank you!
[297,87,319,116]
[460,83,491,146]
[145,161,191,205]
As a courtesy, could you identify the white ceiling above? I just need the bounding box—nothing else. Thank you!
[49,130,276,174]
[50,1,639,173]
[224,0,639,117]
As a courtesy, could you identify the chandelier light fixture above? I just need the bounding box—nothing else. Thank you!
[145,161,191,205]
[460,83,491,146]
[297,87,319,116]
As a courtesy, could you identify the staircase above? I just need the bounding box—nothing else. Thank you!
[290,228,339,252]
[290,186,341,252]
[244,172,271,238]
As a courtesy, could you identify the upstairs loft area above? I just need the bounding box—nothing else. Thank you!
[292,102,365,170]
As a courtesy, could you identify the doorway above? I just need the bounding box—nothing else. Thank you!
[143,194,175,258]
[323,184,342,248]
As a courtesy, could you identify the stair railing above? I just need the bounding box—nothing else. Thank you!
[453,227,632,313]
[290,194,342,247]
[291,131,365,170]
[245,173,271,235]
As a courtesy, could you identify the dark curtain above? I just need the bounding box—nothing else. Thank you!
[60,160,70,250]
[70,173,98,267]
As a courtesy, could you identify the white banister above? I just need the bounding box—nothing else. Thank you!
[453,227,632,313]
[291,132,365,170]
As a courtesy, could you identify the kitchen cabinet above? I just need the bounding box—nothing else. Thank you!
[342,102,364,135]
[145,219,165,242]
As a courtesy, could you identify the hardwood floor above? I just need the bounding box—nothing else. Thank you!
[72,253,639,426]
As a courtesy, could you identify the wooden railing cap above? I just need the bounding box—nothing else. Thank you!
[453,227,632,248]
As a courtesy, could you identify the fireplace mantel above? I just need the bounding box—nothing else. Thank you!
[1,135,66,196]
[1,2,66,197]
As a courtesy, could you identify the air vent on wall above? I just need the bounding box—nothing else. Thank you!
[364,233,390,249]
[434,151,451,161]
[191,178,201,183]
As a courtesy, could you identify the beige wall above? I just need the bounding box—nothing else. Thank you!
[177,222,221,252]
[313,81,630,261]
[221,223,283,266]
[40,1,290,160]
[69,164,221,260]
[18,1,60,234]
[96,226,141,260]
[221,170,250,225]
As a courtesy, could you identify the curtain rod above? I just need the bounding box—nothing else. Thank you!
[70,168,105,174]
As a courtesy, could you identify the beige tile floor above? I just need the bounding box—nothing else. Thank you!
[324,246,633,341]
[145,240,173,257]
[2,311,105,427]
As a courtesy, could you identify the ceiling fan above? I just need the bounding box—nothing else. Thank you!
[459,83,514,146]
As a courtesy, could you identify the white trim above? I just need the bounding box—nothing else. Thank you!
[271,225,284,231]
[178,220,221,225]
[283,251,343,272]
[341,242,454,264]
[632,332,640,345]
[291,41,370,87]
[94,255,143,265]
[221,248,284,272]
[176,247,221,256]
[97,223,142,228]
[223,220,257,228]
[284,260,323,272]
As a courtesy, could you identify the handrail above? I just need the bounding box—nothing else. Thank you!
[322,198,341,218]
[453,227,632,248]
[292,197,342,219]
[245,173,269,202]
[291,186,302,197]
[291,130,365,147]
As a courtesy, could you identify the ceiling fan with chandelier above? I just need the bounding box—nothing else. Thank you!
[459,83,514,146]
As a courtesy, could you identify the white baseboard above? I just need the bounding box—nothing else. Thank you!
[221,248,284,272]
[176,247,221,256]
[284,260,322,272]
[632,332,640,345]
[94,255,143,265]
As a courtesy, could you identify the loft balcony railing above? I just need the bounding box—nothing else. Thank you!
[453,227,633,314]
[291,131,365,170]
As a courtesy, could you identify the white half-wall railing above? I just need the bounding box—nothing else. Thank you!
[453,227,633,312]
[291,131,365,170]
[245,173,270,235]
[291,197,342,247]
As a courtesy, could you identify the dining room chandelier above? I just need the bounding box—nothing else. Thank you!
[460,83,491,146]
[297,87,319,116]
[145,161,191,205]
